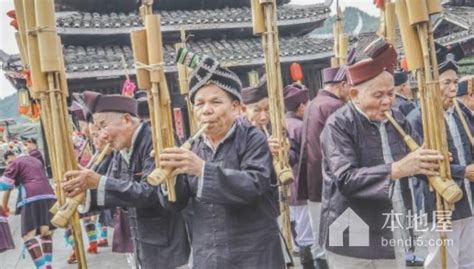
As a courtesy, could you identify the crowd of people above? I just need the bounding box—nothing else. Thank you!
[1,36,474,269]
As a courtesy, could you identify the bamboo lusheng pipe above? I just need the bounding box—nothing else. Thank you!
[401,1,457,267]
[148,124,209,186]
[90,143,112,171]
[331,3,342,67]
[385,2,397,46]
[50,143,112,215]
[131,14,177,201]
[176,28,197,134]
[13,0,29,70]
[453,99,474,146]
[23,0,48,99]
[23,0,88,266]
[253,0,295,264]
[396,0,424,71]
[384,112,463,203]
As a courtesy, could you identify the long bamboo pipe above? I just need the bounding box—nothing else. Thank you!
[453,99,474,146]
[148,124,208,186]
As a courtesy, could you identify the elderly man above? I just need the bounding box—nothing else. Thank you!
[296,64,350,269]
[62,93,190,269]
[158,52,285,269]
[319,41,445,269]
[281,83,315,268]
[240,75,271,132]
[407,45,474,269]
[393,71,416,116]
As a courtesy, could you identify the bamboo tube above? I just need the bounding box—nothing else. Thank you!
[385,2,397,46]
[427,0,442,15]
[396,0,424,71]
[57,38,69,97]
[175,49,189,96]
[148,124,208,186]
[251,0,265,35]
[27,0,88,265]
[35,0,61,72]
[453,99,474,146]
[406,0,429,25]
[175,45,197,134]
[23,0,48,98]
[333,23,339,59]
[145,15,162,83]
[338,34,348,65]
[385,111,463,203]
[131,30,151,90]
[175,30,198,134]
[15,33,28,66]
[330,57,339,67]
[14,0,27,65]
[132,13,177,201]
[256,1,295,262]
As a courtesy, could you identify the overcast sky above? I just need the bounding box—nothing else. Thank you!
[0,0,379,99]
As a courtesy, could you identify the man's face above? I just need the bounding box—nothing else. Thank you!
[94,113,132,150]
[89,123,108,151]
[243,98,270,130]
[193,84,240,139]
[439,69,458,110]
[351,71,395,122]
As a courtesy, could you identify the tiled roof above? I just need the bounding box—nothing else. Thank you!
[56,4,330,31]
[434,6,474,45]
[350,31,404,60]
[61,35,334,79]
[3,35,334,80]
[55,0,292,13]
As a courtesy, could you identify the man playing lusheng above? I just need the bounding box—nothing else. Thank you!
[159,53,285,269]
[319,41,444,269]
[61,92,190,269]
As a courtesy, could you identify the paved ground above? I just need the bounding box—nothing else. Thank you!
[0,196,129,269]
[0,197,427,269]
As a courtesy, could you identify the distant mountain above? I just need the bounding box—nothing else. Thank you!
[0,93,26,124]
[310,7,379,37]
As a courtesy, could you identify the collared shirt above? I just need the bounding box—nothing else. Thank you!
[445,107,467,166]
[197,123,237,198]
[120,123,144,165]
[395,93,409,101]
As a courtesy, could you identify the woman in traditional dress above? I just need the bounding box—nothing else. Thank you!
[0,150,56,269]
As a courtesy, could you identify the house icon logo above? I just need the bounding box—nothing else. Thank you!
[329,207,369,247]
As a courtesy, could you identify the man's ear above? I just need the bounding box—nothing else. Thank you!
[350,88,359,103]
[240,104,247,114]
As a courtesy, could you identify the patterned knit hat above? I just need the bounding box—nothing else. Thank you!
[176,48,242,103]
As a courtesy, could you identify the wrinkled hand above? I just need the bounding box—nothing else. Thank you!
[159,147,204,177]
[62,168,101,198]
[267,137,290,157]
[267,137,279,157]
[465,164,474,182]
[391,145,444,179]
